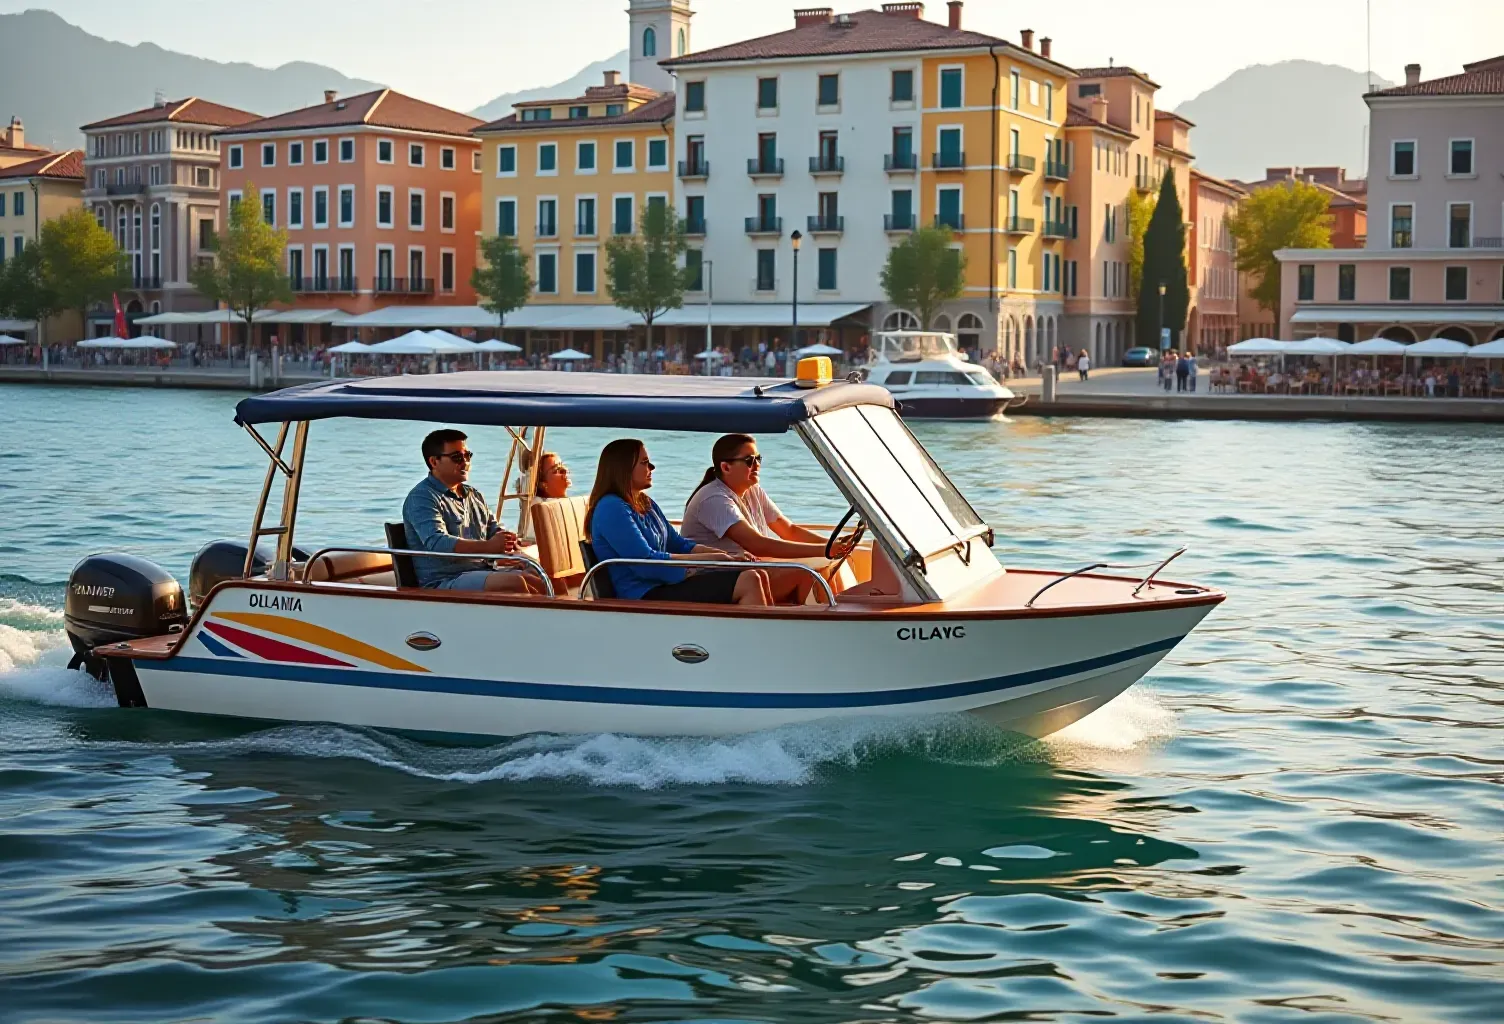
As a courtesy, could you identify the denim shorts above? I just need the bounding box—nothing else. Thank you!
[433,570,495,591]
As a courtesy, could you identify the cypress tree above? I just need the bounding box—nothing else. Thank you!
[1136,170,1190,350]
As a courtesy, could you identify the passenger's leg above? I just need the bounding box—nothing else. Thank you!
[764,566,813,605]
[732,569,771,606]
[483,571,546,595]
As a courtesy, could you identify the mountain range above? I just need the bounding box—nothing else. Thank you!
[1,9,1379,183]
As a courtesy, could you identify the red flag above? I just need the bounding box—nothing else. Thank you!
[112,293,127,338]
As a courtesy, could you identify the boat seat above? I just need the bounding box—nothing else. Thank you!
[305,549,395,585]
[384,523,421,588]
[530,496,589,594]
[579,540,616,600]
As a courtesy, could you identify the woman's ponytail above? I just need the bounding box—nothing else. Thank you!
[689,433,756,499]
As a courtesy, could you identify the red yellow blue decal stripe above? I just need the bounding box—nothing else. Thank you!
[212,612,429,673]
[202,620,353,667]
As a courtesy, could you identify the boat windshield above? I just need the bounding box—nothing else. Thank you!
[871,332,959,362]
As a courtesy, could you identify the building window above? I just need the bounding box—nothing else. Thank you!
[685,80,706,113]
[441,194,454,231]
[409,190,424,229]
[313,187,329,228]
[338,186,355,227]
[1010,70,1021,109]
[570,105,589,119]
[642,25,656,57]
[228,144,243,169]
[614,139,634,171]
[647,138,667,170]
[289,141,304,165]
[521,107,553,122]
[940,68,962,109]
[1008,248,1018,290]
[261,142,275,166]
[756,249,776,291]
[441,146,455,170]
[261,190,276,225]
[937,187,962,230]
[498,145,517,175]
[377,139,394,163]
[406,143,423,167]
[338,246,355,288]
[537,251,557,293]
[1391,205,1412,248]
[817,247,837,291]
[577,196,597,235]
[1043,82,1054,121]
[441,250,455,292]
[1389,266,1411,301]
[817,73,840,107]
[575,250,596,293]
[685,195,705,233]
[613,195,634,234]
[891,69,914,103]
[1449,139,1473,176]
[199,219,214,250]
[1338,263,1355,301]
[537,198,557,237]
[288,247,303,289]
[678,27,686,56]
[377,187,393,227]
[578,141,596,172]
[288,189,303,228]
[539,143,557,173]
[339,138,355,162]
[890,188,913,227]
[606,103,624,116]
[375,247,394,289]
[1297,264,1315,301]
[473,150,481,172]
[1391,140,1415,176]
[497,198,517,236]
[938,127,962,165]
[684,248,704,291]
[1448,204,1471,248]
[757,77,779,110]
[1444,266,1468,301]
[313,139,328,163]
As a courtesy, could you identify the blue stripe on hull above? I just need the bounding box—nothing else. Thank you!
[145,636,1184,709]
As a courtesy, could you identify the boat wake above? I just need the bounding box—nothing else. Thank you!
[0,598,119,709]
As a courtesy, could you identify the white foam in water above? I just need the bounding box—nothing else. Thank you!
[0,600,117,708]
[1046,687,1177,752]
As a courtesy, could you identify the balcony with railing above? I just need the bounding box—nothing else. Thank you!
[678,158,710,180]
[744,215,783,235]
[1003,216,1035,235]
[884,212,916,233]
[294,276,358,294]
[1473,237,1504,248]
[1005,153,1036,174]
[809,154,844,176]
[374,277,435,295]
[1135,173,1160,193]
[747,156,785,178]
[1044,158,1070,180]
[931,150,966,170]
[807,214,844,234]
[933,214,965,231]
[106,182,146,196]
[130,275,163,290]
[685,217,707,237]
[885,151,918,173]
[1042,219,1070,238]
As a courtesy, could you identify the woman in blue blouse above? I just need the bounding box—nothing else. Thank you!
[584,439,772,605]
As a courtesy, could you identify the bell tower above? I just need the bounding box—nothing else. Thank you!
[627,0,692,93]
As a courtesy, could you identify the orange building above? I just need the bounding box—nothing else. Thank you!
[215,88,485,344]
[1238,166,1368,248]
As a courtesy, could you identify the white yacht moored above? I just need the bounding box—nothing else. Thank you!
[864,330,1015,420]
[63,360,1222,740]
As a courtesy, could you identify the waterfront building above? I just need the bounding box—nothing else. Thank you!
[0,117,52,169]
[80,96,261,339]
[211,89,485,349]
[661,2,1075,362]
[0,149,85,340]
[1188,169,1246,355]
[1277,56,1504,344]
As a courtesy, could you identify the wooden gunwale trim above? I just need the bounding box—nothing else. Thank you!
[99,571,1225,663]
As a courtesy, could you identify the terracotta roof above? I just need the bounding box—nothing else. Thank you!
[1190,167,1247,198]
[1240,174,1366,209]
[81,98,260,131]
[0,149,85,181]
[219,89,484,139]
[477,92,676,134]
[0,141,49,156]
[1370,56,1504,97]
[1073,66,1162,88]
[1155,109,1194,126]
[516,82,661,109]
[660,8,1073,73]
[1063,102,1137,139]
[1155,142,1195,161]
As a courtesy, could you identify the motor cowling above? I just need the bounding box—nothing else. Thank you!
[189,540,276,609]
[64,553,188,676]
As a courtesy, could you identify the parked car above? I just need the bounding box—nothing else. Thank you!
[1122,346,1158,367]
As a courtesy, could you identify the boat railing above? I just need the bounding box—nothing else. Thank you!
[1024,547,1188,608]
[581,558,838,608]
[300,546,556,598]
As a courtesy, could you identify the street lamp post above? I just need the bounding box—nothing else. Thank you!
[1157,281,1167,350]
[790,229,802,355]
[703,258,714,375]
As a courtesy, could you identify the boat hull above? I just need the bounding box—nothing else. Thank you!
[123,585,1214,738]
[894,395,1010,420]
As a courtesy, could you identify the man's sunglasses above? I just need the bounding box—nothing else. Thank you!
[437,450,474,464]
[725,454,763,468]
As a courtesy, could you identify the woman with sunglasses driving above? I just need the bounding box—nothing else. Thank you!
[681,433,855,604]
[584,438,772,606]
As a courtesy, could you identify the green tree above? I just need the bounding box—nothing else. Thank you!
[189,181,291,349]
[1228,179,1333,316]
[33,208,130,341]
[879,224,967,329]
[1126,188,1156,299]
[0,245,62,343]
[471,233,533,329]
[1136,172,1190,350]
[605,200,690,349]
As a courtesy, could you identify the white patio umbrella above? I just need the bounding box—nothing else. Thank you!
[693,349,724,360]
[795,342,844,358]
[1348,338,1408,355]
[1404,338,1471,358]
[368,330,455,355]
[1227,338,1288,356]
[122,337,177,349]
[425,329,478,351]
[474,338,521,352]
[328,340,373,354]
[76,336,131,348]
[1463,338,1504,359]
[1284,337,1350,356]
[548,348,592,361]
[0,334,26,346]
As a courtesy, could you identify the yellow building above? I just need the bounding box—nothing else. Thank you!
[0,149,86,341]
[474,72,675,340]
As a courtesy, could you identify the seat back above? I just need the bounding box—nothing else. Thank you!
[384,522,421,589]
[579,539,616,600]
[306,549,394,584]
[530,496,589,582]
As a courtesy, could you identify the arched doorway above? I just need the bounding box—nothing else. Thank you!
[882,310,919,331]
[932,314,952,333]
[1379,325,1416,343]
[1492,328,1504,341]
[1023,316,1036,366]
[956,313,983,359]
[1435,325,1476,345]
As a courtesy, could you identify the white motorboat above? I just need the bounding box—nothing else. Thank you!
[865,330,1014,419]
[62,360,1222,740]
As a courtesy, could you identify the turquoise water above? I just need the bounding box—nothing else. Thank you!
[1,382,1501,1023]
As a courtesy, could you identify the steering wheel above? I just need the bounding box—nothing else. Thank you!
[824,506,867,579]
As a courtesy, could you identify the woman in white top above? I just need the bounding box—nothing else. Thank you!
[681,433,855,604]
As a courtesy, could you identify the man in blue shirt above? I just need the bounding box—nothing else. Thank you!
[402,429,539,593]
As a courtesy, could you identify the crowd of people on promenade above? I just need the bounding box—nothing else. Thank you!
[1213,360,1504,398]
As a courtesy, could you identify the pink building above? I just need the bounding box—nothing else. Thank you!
[1277,55,1504,345]
[1189,170,1246,355]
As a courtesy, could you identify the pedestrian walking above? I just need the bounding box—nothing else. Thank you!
[1175,351,1190,392]
[1077,349,1091,381]
[1159,352,1175,392]
[1187,351,1199,392]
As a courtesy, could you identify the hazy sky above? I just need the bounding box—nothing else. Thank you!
[5,0,1499,110]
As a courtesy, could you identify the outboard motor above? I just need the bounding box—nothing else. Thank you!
[64,553,188,683]
[188,539,312,608]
